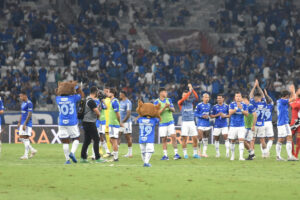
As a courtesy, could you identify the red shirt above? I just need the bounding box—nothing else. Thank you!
[290,98,300,124]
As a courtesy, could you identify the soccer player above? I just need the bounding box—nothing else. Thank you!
[98,99,111,156]
[90,98,110,159]
[137,115,160,167]
[0,97,4,157]
[249,80,268,158]
[154,88,181,160]
[195,93,211,157]
[108,88,121,161]
[178,83,199,159]
[18,90,37,160]
[276,85,298,161]
[210,94,230,158]
[56,85,84,164]
[264,89,275,156]
[228,92,248,161]
[103,86,113,157]
[289,88,300,158]
[243,96,256,160]
[119,91,133,158]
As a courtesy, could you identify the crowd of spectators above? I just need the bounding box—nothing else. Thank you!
[0,0,300,111]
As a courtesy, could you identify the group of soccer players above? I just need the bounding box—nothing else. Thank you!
[6,79,300,165]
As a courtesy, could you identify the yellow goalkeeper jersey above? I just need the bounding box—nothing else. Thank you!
[104,97,111,132]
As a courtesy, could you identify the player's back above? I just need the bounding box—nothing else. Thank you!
[120,99,132,122]
[264,103,273,122]
[137,117,159,143]
[21,99,33,126]
[180,98,194,122]
[56,94,81,126]
[277,98,289,126]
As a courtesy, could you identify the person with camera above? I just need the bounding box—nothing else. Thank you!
[80,86,105,163]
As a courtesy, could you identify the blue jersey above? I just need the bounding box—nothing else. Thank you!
[229,102,247,127]
[211,104,229,128]
[250,98,267,127]
[195,102,211,127]
[56,94,81,126]
[0,98,4,125]
[277,99,289,126]
[179,93,196,122]
[21,100,33,127]
[120,99,132,123]
[137,117,159,144]
[264,103,273,122]
[94,99,100,128]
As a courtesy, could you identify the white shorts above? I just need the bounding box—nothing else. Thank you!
[98,124,105,134]
[264,121,274,137]
[58,125,80,139]
[277,124,292,138]
[245,129,254,142]
[197,126,211,131]
[19,125,32,136]
[109,126,120,138]
[140,143,154,154]
[181,121,197,137]
[228,127,246,140]
[120,122,132,134]
[213,127,229,136]
[254,126,265,138]
[159,124,175,137]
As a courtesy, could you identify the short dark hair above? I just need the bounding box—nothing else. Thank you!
[183,90,189,93]
[90,86,98,94]
[254,92,261,97]
[235,91,242,95]
[120,90,127,97]
[280,90,290,98]
[20,90,27,95]
[243,95,249,100]
[110,88,118,97]
[159,88,166,93]
[217,94,224,98]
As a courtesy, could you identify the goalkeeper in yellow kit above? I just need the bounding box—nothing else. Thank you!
[103,87,113,157]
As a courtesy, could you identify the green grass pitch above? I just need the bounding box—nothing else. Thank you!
[0,143,299,200]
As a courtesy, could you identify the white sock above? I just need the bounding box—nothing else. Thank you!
[286,141,292,158]
[113,151,118,160]
[239,141,244,159]
[128,147,133,156]
[193,147,197,155]
[225,139,230,154]
[230,143,235,158]
[145,152,152,164]
[215,141,220,154]
[276,142,282,157]
[91,146,95,158]
[63,143,70,161]
[28,144,35,151]
[163,150,168,156]
[174,148,178,155]
[71,140,79,154]
[198,140,202,152]
[267,140,273,152]
[183,148,187,156]
[102,141,110,153]
[141,153,145,162]
[203,138,208,155]
[23,139,30,157]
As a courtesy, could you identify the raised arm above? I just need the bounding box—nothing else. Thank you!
[249,79,258,99]
[289,84,296,103]
[264,89,273,104]
[256,80,265,98]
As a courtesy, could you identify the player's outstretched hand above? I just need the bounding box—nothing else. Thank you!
[255,79,259,87]
[188,83,193,90]
[289,84,295,92]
